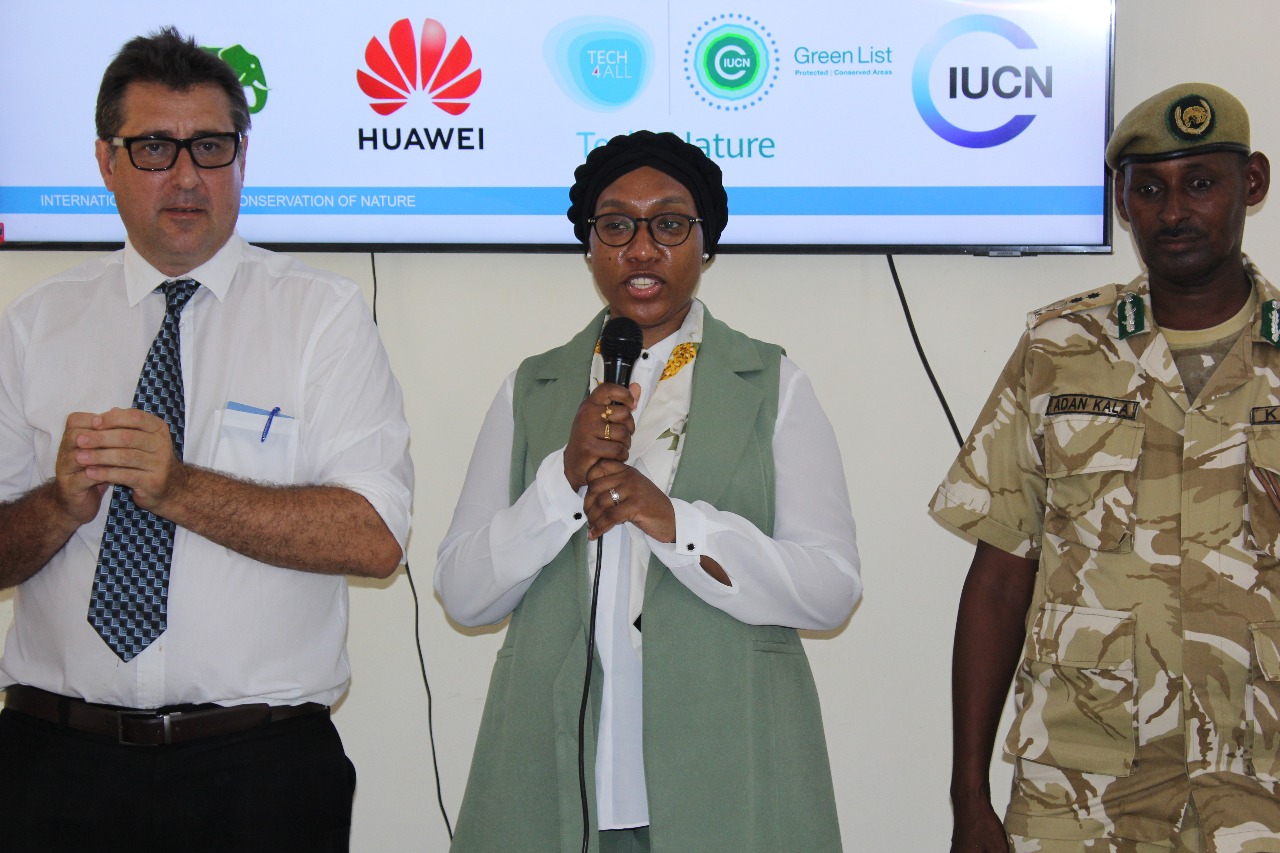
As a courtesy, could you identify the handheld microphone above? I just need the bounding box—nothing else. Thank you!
[578,314,643,853]
[599,316,644,387]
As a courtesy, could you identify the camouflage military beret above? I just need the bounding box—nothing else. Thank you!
[1105,82,1250,171]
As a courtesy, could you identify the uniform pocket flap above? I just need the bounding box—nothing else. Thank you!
[1030,603,1134,670]
[1252,622,1280,681]
[1246,429,1280,559]
[1248,426,1280,473]
[1043,415,1143,479]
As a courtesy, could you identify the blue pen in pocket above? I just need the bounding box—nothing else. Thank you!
[225,401,292,442]
[261,406,282,442]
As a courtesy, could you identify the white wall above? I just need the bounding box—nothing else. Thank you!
[1,2,1277,849]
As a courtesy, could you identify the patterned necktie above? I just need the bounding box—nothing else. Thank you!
[88,279,200,661]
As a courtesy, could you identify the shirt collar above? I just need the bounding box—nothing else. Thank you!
[1108,254,1277,342]
[123,232,244,306]
[637,298,705,364]
[644,328,680,368]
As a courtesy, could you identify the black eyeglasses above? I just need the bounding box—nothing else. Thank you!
[108,132,242,171]
[587,213,704,247]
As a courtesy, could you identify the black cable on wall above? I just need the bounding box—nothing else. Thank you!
[369,252,455,842]
[886,254,964,448]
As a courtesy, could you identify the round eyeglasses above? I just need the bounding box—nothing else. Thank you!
[587,213,704,248]
[108,133,242,171]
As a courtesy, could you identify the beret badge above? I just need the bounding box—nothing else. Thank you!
[1170,95,1213,140]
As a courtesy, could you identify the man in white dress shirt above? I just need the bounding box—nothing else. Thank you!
[0,27,412,852]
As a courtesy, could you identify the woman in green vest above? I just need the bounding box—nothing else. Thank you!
[436,130,862,853]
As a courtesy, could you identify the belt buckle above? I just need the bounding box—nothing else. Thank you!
[117,709,172,746]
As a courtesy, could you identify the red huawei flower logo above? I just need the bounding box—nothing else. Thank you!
[357,18,482,116]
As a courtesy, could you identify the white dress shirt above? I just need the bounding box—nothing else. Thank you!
[435,317,860,829]
[0,234,413,709]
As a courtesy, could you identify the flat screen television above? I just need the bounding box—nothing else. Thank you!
[0,0,1115,254]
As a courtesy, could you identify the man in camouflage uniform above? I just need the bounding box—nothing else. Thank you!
[931,83,1280,852]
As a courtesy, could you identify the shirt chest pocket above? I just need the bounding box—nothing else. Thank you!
[1043,415,1144,553]
[1246,427,1280,558]
[210,406,299,485]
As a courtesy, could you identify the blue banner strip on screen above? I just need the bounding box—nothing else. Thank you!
[0,185,1102,217]
[730,186,1103,216]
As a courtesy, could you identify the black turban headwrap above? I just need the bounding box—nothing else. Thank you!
[567,130,728,257]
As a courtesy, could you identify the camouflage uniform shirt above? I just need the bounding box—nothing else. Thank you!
[930,259,1280,850]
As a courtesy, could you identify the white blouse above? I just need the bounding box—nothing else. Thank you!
[436,322,860,829]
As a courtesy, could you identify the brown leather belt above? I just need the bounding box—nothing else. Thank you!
[2,685,327,747]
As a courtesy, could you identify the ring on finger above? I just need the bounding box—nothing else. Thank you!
[602,406,613,421]
[603,422,612,440]
[609,488,621,505]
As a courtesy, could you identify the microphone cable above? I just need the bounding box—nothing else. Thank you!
[369,252,454,842]
[578,540,606,853]
[576,316,643,853]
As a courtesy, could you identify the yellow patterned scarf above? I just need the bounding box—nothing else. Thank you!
[590,300,704,653]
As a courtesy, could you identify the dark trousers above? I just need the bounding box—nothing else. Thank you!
[0,705,356,853]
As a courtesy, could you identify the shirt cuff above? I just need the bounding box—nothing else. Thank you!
[534,448,588,529]
[650,500,741,596]
[928,483,1039,560]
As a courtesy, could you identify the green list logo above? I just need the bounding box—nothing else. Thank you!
[686,15,777,109]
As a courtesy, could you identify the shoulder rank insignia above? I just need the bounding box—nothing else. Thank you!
[1262,300,1280,348]
[1116,292,1146,339]
[1029,284,1116,328]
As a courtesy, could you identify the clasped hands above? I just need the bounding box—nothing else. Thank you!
[564,383,675,543]
[55,408,186,524]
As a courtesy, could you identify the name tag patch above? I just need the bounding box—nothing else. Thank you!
[1251,406,1280,425]
[1046,394,1139,420]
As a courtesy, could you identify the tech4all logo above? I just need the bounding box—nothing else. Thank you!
[685,14,779,110]
[357,17,482,115]
[544,17,653,111]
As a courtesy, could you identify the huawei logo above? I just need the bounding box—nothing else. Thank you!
[357,18,482,116]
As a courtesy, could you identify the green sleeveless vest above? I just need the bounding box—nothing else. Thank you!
[450,307,842,853]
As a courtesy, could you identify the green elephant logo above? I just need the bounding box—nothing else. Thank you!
[204,44,269,114]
